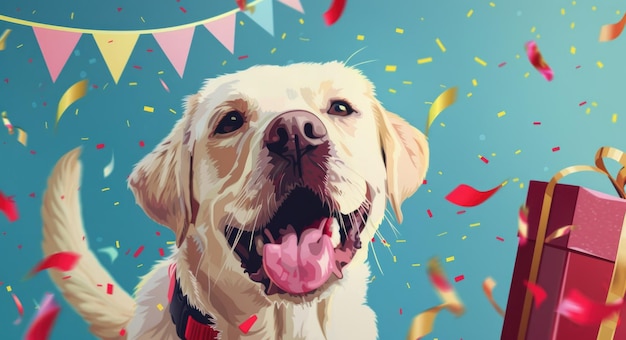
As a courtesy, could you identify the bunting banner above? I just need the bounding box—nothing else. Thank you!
[0,0,305,83]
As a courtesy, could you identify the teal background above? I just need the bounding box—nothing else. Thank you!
[2,0,626,339]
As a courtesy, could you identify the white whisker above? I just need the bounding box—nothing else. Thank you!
[350,59,378,69]
[343,46,368,66]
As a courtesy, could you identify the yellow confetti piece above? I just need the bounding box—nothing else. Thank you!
[388,88,397,93]
[80,137,89,141]
[586,108,591,114]
[467,9,474,17]
[6,285,12,292]
[103,83,109,90]
[402,80,412,85]
[221,60,227,66]
[239,20,244,26]
[524,72,530,78]
[395,27,404,34]
[113,202,119,206]
[356,34,365,40]
[425,86,458,136]
[597,61,604,68]
[70,12,74,20]
[281,32,286,40]
[462,235,467,240]
[417,57,433,64]
[445,256,455,262]
[440,122,445,127]
[531,26,536,33]
[298,37,310,42]
[472,79,478,86]
[385,65,397,72]
[613,113,618,123]
[497,110,506,118]
[393,256,397,263]
[101,187,110,192]
[489,2,495,7]
[0,29,11,51]
[513,178,519,182]
[592,5,597,11]
[157,70,164,75]
[56,79,88,129]
[156,303,164,311]
[169,108,177,114]
[140,16,145,23]
[571,22,575,29]
[44,121,48,129]
[467,92,473,98]
[406,282,411,289]
[572,1,576,5]
[561,8,566,15]
[75,108,79,115]
[412,263,421,267]
[137,264,143,268]
[270,47,276,54]
[515,149,522,154]
[435,38,446,52]
[143,106,154,113]
[492,152,497,157]
[115,240,120,248]
[299,18,304,24]
[570,46,576,54]
[437,232,448,237]
[536,34,541,39]
[591,101,598,107]
[520,183,525,189]
[396,239,406,243]
[438,171,443,175]
[516,54,520,59]
[166,241,176,245]
[469,222,481,227]
[474,56,487,66]
[128,82,137,86]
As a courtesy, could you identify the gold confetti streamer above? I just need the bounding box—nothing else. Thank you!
[545,225,577,243]
[16,128,27,146]
[2,111,13,134]
[0,29,11,51]
[425,87,458,136]
[56,79,88,129]
[599,13,626,42]
[483,277,505,316]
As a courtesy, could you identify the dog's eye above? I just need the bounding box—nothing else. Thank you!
[327,100,355,116]
[215,111,245,135]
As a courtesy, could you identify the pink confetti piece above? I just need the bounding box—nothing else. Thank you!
[498,62,507,67]
[457,210,466,214]
[133,245,145,258]
[132,65,142,70]
[159,78,170,92]
[422,179,428,185]
[427,209,433,218]
[238,55,249,60]
[523,280,547,308]
[400,308,403,315]
[96,143,105,149]
[25,293,61,340]
[106,283,114,295]
[533,121,541,125]
[552,146,561,152]
[119,329,126,336]
[525,40,554,81]
[179,6,187,13]
[454,275,465,282]
[159,248,165,256]
[557,289,623,325]
[139,140,145,147]
[480,156,489,164]
[579,101,587,106]
[496,236,504,242]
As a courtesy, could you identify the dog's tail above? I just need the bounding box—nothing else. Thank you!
[41,147,135,340]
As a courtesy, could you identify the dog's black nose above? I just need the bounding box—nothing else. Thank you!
[264,110,327,161]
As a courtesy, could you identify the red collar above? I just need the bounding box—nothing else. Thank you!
[168,264,220,340]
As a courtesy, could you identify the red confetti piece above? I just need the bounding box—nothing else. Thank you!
[533,121,541,125]
[371,237,375,242]
[106,283,114,295]
[117,7,122,12]
[557,289,623,325]
[496,236,504,242]
[28,252,81,278]
[498,62,507,67]
[323,0,347,26]
[12,293,24,324]
[238,55,249,60]
[239,314,257,334]
[236,0,247,11]
[146,49,153,52]
[445,181,504,207]
[125,248,131,255]
[399,308,403,315]
[132,65,142,70]
[179,6,187,13]
[119,329,126,336]
[428,261,453,292]
[523,280,547,308]
[156,231,161,236]
[139,140,145,147]
[133,245,145,258]
[422,179,428,185]
[552,146,561,152]
[525,40,553,81]
[576,65,581,69]
[579,101,587,106]
[456,210,466,214]
[158,248,165,257]
[96,143,105,149]
[427,209,433,218]
[480,156,489,164]
[25,293,61,340]
[61,275,71,280]
[454,275,465,282]
[0,191,19,222]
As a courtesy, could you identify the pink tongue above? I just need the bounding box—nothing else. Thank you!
[262,218,336,294]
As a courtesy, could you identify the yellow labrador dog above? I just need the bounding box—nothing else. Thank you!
[41,62,429,340]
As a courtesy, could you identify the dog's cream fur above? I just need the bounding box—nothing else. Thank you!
[41,62,429,340]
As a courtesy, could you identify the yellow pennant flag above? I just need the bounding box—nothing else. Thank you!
[92,33,139,84]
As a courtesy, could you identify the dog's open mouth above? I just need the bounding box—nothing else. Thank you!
[225,187,369,296]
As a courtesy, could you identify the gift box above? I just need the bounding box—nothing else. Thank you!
[501,147,626,340]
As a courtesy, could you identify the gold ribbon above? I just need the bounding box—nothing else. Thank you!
[517,146,626,340]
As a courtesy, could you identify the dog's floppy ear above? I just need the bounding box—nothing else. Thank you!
[378,109,429,224]
[128,95,199,245]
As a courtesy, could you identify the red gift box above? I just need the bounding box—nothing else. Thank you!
[502,147,626,340]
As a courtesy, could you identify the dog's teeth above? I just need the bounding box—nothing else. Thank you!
[331,218,341,248]
[255,235,264,254]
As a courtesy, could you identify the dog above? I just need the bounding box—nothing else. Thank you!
[41,61,429,340]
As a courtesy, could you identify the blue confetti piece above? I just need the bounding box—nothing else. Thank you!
[89,58,96,64]
[74,49,80,56]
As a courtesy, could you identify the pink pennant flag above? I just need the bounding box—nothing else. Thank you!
[33,28,82,83]
[277,0,304,13]
[153,27,196,78]
[204,14,236,54]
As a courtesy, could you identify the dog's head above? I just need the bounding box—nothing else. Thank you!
[128,62,428,302]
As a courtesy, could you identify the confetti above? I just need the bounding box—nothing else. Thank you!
[597,61,604,69]
[103,152,115,178]
[498,62,507,67]
[427,209,433,218]
[2,111,13,134]
[425,86,458,136]
[12,293,24,325]
[545,225,576,243]
[474,56,487,66]
[96,143,105,149]
[599,13,626,42]
[133,245,145,258]
[97,246,119,263]
[323,0,346,26]
[523,280,548,308]
[385,65,397,72]
[25,293,61,340]
[395,28,404,34]
[236,0,246,11]
[159,78,170,92]
[454,275,464,282]
[435,38,446,52]
[417,57,433,64]
[525,41,553,81]
[557,289,623,325]
[406,258,465,340]
[27,252,81,278]
[444,181,505,207]
[0,29,9,50]
[239,314,258,334]
[552,146,561,152]
[0,191,19,222]
[482,277,505,316]
[467,9,473,18]
[55,79,88,129]
[143,106,154,113]
[518,205,529,246]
